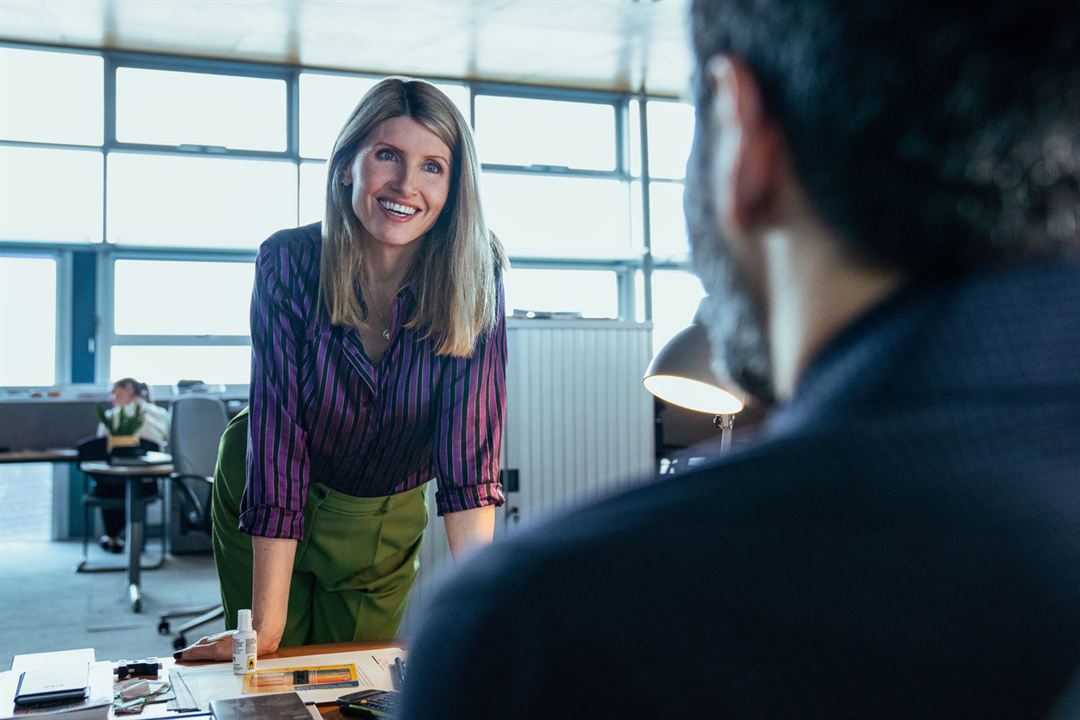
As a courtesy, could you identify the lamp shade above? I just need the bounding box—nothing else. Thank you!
[643,321,745,415]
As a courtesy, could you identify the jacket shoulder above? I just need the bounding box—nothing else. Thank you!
[258,222,321,258]
[256,223,322,288]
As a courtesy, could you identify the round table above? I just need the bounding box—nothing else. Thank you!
[79,459,175,613]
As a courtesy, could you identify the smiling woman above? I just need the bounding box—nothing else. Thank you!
[321,79,504,358]
[180,78,509,662]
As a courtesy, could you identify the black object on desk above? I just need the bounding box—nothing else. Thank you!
[114,660,161,680]
[390,656,406,691]
[338,688,399,718]
[108,450,172,467]
[14,667,89,707]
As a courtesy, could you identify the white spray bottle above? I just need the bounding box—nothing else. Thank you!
[232,608,257,674]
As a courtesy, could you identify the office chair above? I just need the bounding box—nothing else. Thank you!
[77,437,166,572]
[157,396,228,649]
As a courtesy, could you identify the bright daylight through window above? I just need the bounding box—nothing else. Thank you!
[0,45,698,387]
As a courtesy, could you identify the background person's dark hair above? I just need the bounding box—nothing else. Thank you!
[114,377,150,401]
[691,0,1080,277]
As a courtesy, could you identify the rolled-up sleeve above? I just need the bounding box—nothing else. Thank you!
[239,240,311,539]
[433,284,508,516]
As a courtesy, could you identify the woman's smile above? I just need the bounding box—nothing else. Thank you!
[377,197,421,220]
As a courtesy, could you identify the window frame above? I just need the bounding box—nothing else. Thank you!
[1,42,699,389]
[96,247,256,386]
[0,246,72,387]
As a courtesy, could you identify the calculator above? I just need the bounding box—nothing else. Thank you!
[336,688,399,718]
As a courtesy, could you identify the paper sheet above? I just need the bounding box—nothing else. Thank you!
[10,649,96,673]
[241,664,359,694]
[174,647,404,707]
[0,662,112,720]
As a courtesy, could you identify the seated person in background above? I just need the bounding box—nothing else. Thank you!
[401,1,1080,718]
[93,377,171,553]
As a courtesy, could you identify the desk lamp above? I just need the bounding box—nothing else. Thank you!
[642,300,745,454]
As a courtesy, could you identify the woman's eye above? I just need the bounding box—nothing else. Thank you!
[423,162,442,174]
[376,149,396,161]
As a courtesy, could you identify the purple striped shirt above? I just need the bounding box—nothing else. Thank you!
[240,223,506,540]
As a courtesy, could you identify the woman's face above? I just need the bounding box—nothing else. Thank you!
[111,383,137,406]
[345,116,453,250]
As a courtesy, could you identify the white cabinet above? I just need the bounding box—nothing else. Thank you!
[402,320,654,636]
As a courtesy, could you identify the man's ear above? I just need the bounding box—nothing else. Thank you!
[707,56,782,235]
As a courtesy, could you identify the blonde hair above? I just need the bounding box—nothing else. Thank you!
[321,77,507,358]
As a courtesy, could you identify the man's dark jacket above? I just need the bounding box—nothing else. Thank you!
[401,262,1080,719]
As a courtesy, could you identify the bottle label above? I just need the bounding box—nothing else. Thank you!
[233,634,257,674]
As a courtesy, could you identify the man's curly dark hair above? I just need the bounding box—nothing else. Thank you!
[691,0,1080,277]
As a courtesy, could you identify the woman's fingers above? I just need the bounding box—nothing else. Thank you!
[177,632,233,661]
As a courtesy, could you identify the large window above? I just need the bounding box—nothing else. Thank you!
[108,258,254,385]
[644,101,695,180]
[106,153,297,248]
[113,260,253,335]
[482,174,633,259]
[474,95,616,170]
[504,268,619,319]
[0,146,103,244]
[110,346,251,386]
[0,256,58,386]
[0,47,103,145]
[299,72,469,160]
[0,47,87,388]
[116,68,287,151]
[640,269,706,357]
[1,44,704,387]
[637,99,695,262]
[299,73,380,160]
[299,161,328,226]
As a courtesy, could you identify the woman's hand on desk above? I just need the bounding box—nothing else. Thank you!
[177,630,281,661]
[176,631,234,662]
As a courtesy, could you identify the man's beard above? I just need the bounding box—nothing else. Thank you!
[684,109,776,406]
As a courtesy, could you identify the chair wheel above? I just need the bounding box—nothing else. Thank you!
[158,620,171,635]
[173,635,187,651]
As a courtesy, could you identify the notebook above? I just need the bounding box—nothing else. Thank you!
[209,692,312,720]
[14,667,88,707]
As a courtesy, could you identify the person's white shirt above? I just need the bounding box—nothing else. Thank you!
[97,399,171,448]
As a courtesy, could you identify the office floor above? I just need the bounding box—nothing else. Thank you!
[0,539,224,669]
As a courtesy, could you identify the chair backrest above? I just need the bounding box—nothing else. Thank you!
[169,397,229,478]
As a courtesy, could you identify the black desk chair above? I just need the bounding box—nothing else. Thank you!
[157,396,228,649]
[77,437,165,572]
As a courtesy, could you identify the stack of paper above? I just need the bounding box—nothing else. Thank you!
[1,650,110,720]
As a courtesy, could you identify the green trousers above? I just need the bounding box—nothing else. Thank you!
[211,407,428,646]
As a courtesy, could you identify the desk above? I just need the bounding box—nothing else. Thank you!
[0,448,79,463]
[178,642,395,719]
[79,460,175,613]
[273,643,391,719]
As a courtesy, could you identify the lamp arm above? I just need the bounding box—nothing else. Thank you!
[713,413,735,454]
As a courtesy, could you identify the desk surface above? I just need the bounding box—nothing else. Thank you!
[276,642,383,719]
[179,641,392,719]
[0,448,79,463]
[80,459,175,476]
